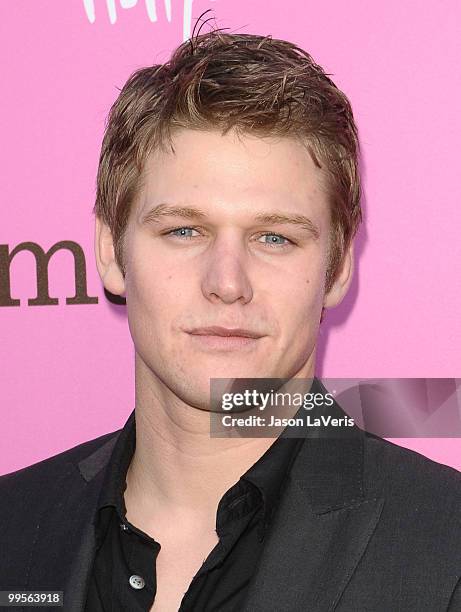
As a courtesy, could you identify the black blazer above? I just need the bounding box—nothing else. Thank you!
[1,391,460,612]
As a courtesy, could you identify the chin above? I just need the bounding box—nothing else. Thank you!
[194,361,265,379]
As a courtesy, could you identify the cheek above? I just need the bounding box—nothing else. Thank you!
[126,257,192,333]
[270,269,325,335]
[273,257,326,302]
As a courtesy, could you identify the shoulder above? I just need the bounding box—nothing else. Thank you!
[0,427,122,581]
[0,427,121,503]
[362,433,461,546]
[363,432,461,499]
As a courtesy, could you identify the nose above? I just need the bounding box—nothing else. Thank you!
[201,236,253,305]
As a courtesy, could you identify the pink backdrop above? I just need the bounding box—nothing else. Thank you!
[1,0,460,475]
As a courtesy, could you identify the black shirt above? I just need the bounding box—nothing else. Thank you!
[84,402,307,611]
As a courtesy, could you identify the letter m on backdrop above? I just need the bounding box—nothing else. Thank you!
[0,241,98,306]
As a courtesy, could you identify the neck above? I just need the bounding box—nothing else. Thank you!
[124,352,316,534]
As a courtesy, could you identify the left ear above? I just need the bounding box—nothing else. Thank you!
[323,243,354,309]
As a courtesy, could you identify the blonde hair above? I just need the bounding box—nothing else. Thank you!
[94,27,362,295]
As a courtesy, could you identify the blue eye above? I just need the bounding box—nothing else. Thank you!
[257,233,291,248]
[168,227,199,239]
[164,227,293,249]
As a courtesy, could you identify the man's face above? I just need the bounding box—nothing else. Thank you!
[121,128,333,410]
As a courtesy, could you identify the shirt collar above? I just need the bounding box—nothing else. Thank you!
[96,408,135,516]
[96,377,323,531]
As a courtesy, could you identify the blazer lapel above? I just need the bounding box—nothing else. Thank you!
[24,435,118,612]
[242,395,385,612]
[23,382,384,612]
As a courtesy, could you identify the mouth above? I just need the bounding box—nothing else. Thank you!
[186,326,265,351]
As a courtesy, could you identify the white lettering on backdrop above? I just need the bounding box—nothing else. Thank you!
[83,0,207,42]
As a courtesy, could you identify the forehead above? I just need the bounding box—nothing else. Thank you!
[134,128,330,224]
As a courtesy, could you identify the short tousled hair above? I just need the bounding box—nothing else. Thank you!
[94,26,362,295]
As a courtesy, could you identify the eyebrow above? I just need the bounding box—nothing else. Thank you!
[140,203,321,239]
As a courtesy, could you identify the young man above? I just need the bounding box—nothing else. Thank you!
[1,29,460,612]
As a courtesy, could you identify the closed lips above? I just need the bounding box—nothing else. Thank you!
[188,326,263,338]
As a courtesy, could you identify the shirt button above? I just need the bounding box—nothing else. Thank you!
[120,522,129,531]
[129,575,145,590]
